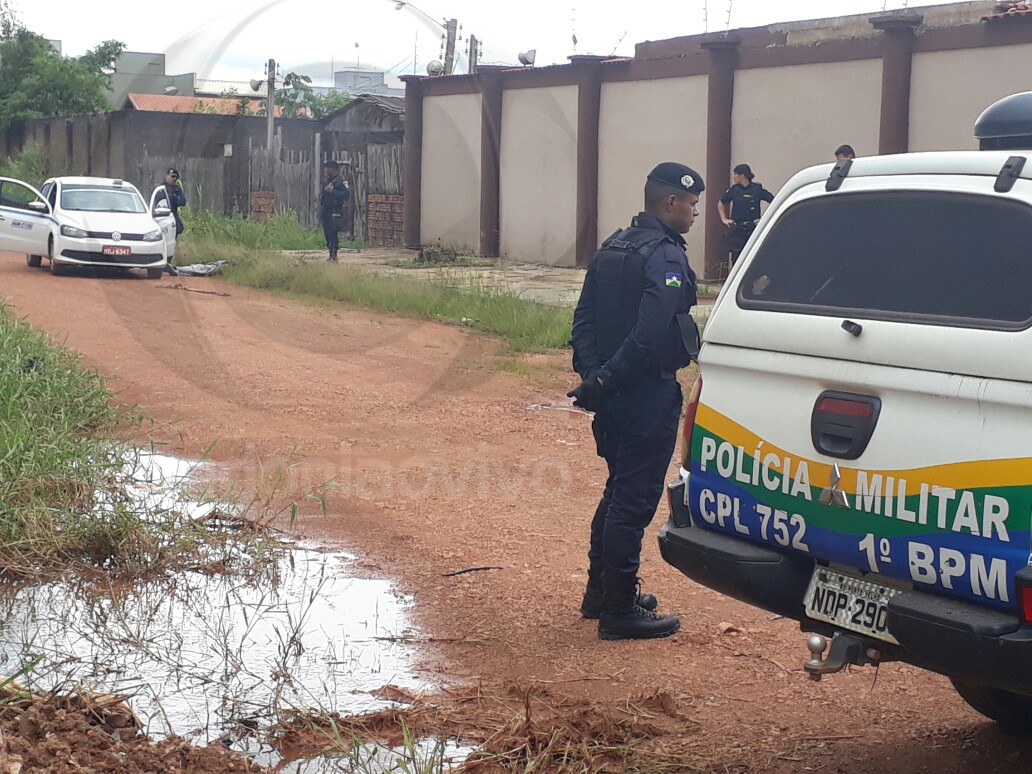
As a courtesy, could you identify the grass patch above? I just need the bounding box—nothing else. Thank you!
[0,301,288,577]
[221,252,573,353]
[181,209,366,252]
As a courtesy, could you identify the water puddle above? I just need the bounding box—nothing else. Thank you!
[0,454,473,771]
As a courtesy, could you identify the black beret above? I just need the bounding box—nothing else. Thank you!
[647,162,705,195]
[323,159,340,169]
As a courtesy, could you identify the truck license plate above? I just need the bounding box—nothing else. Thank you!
[102,245,131,256]
[804,568,902,644]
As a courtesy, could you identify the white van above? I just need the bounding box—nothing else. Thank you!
[659,147,1032,730]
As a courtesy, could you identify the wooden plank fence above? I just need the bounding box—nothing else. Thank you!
[3,115,405,244]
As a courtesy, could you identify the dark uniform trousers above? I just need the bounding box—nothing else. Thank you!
[322,215,342,255]
[588,375,683,593]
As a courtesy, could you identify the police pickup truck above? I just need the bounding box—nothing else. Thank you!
[659,92,1032,731]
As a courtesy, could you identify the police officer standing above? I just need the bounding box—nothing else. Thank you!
[568,162,704,641]
[320,160,351,262]
[154,168,186,276]
[717,163,774,268]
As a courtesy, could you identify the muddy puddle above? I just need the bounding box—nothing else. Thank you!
[0,454,472,771]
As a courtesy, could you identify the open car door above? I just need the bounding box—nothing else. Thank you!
[0,177,52,257]
[149,186,178,259]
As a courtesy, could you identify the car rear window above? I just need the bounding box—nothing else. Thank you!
[738,190,1032,329]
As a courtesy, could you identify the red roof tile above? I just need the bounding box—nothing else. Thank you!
[124,93,288,116]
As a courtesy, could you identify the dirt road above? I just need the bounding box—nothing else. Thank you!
[4,257,1032,772]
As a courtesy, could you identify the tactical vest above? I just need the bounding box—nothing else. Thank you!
[592,225,701,373]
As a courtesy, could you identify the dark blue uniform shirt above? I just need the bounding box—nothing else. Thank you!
[572,212,697,390]
[320,175,350,219]
[720,181,774,224]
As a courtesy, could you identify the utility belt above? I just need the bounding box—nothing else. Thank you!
[730,219,759,231]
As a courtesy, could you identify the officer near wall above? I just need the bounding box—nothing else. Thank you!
[717,163,774,270]
[568,162,704,641]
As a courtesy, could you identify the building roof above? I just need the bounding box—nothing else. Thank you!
[194,79,265,97]
[322,93,406,121]
[354,94,405,115]
[123,93,285,116]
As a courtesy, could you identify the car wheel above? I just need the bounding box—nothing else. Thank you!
[26,254,41,268]
[951,678,1032,733]
[146,267,163,280]
[46,237,65,276]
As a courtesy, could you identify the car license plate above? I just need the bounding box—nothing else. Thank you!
[804,568,902,644]
[102,245,132,256]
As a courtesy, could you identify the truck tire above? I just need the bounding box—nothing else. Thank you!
[26,254,41,267]
[951,678,1032,733]
[146,267,163,280]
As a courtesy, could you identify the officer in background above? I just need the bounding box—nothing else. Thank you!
[153,168,186,276]
[717,163,774,269]
[320,160,351,262]
[834,144,856,161]
[568,162,704,641]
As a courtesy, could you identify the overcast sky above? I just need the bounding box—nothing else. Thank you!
[14,0,943,86]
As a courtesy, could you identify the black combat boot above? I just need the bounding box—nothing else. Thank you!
[327,250,338,263]
[598,587,680,641]
[580,581,658,620]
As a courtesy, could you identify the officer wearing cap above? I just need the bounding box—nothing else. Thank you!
[568,161,704,641]
[834,144,856,161]
[161,168,187,235]
[320,160,351,262]
[153,168,187,276]
[717,163,774,269]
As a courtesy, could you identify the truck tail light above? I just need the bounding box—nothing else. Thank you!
[1021,584,1032,624]
[679,375,703,468]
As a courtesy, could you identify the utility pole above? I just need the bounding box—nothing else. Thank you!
[266,57,276,151]
[443,18,458,75]
[468,34,479,74]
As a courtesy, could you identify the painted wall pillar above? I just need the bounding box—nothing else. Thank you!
[572,56,606,267]
[702,38,740,281]
[479,69,504,257]
[872,14,923,155]
[401,75,425,248]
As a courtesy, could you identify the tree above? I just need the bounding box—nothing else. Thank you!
[271,72,352,120]
[0,15,124,131]
[310,89,352,119]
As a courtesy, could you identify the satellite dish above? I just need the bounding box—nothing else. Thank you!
[518,49,536,66]
[163,85,179,96]
[250,78,264,91]
[426,60,445,77]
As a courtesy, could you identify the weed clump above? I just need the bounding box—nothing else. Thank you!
[221,253,573,352]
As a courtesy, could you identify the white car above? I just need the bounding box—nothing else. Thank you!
[0,175,177,278]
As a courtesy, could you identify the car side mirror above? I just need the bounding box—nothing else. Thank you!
[27,200,48,212]
[153,206,171,217]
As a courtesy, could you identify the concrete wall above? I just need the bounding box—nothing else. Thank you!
[420,93,482,251]
[731,59,882,194]
[597,76,709,276]
[910,44,1032,152]
[499,85,579,266]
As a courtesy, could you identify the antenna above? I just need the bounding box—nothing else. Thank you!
[703,0,708,34]
[725,0,733,33]
[610,30,626,56]
[571,6,577,54]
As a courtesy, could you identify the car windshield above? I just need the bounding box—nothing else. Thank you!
[738,190,1032,329]
[60,185,146,214]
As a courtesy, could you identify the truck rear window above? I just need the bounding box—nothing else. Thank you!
[738,190,1032,329]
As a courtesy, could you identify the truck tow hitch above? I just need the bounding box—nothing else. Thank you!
[804,633,882,680]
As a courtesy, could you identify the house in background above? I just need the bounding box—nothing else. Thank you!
[333,69,405,97]
[122,93,284,116]
[107,52,196,109]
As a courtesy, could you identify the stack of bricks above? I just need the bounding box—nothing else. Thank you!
[249,191,276,222]
[367,194,405,247]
